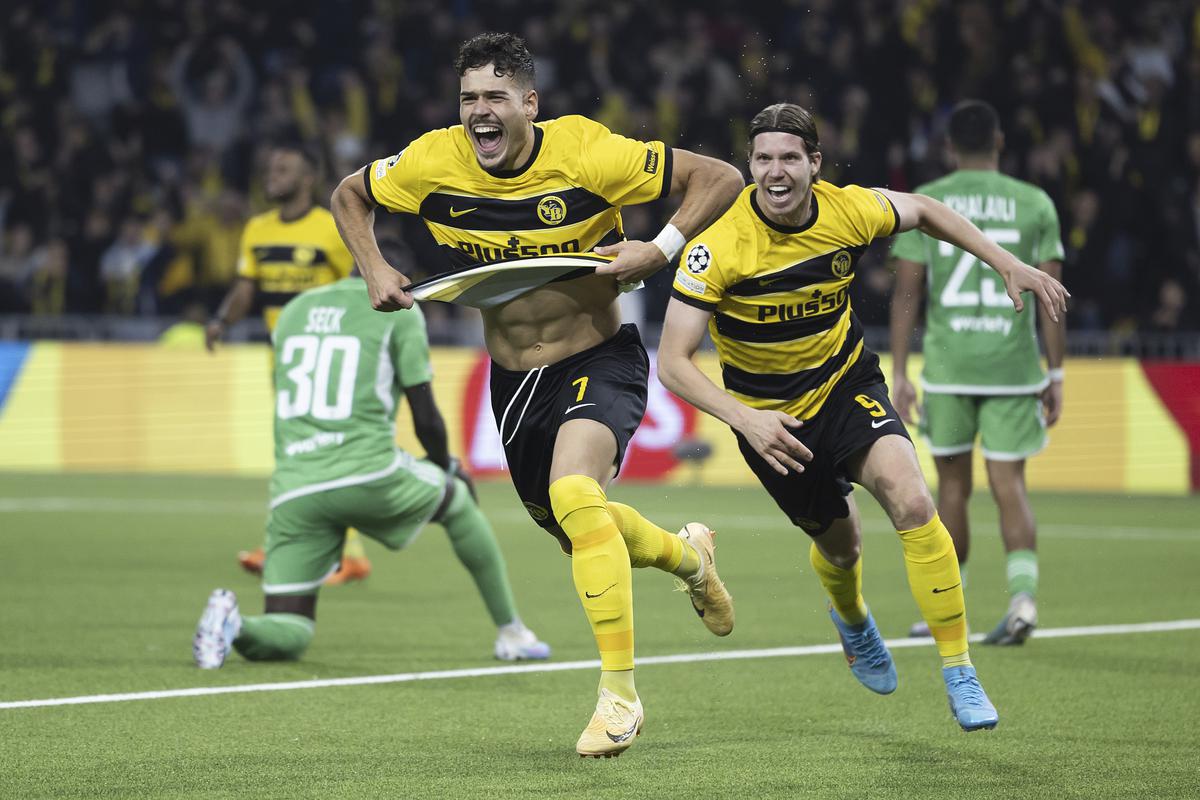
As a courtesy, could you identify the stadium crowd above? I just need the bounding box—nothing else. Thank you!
[0,0,1197,335]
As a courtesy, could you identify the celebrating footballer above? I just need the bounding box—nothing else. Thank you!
[331,33,744,757]
[658,103,1069,733]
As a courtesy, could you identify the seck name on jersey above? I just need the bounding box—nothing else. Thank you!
[305,306,347,334]
[941,194,1016,223]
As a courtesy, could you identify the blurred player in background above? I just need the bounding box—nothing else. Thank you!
[206,142,371,584]
[193,272,550,668]
[331,33,744,757]
[890,100,1066,645]
[659,103,1068,732]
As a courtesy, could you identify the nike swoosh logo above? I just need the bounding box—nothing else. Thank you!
[585,583,618,599]
[932,583,961,594]
[758,276,787,287]
[449,206,477,218]
[564,402,597,415]
[871,418,895,429]
[606,718,641,743]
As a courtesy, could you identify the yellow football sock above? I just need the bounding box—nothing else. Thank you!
[549,475,635,674]
[607,501,699,576]
[598,669,638,702]
[898,513,971,668]
[342,528,366,560]
[809,542,868,626]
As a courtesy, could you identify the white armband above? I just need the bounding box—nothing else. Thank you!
[652,223,687,263]
[1047,367,1064,382]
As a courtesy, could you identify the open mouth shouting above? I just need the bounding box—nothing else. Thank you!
[470,120,506,162]
[763,183,795,207]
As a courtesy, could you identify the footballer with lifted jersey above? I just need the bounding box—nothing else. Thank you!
[331,33,744,757]
[659,103,1068,733]
[890,100,1067,645]
[193,275,550,670]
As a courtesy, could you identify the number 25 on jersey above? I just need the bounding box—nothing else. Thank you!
[938,228,1020,308]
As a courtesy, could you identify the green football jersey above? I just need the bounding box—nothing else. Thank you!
[891,169,1064,393]
[269,278,434,502]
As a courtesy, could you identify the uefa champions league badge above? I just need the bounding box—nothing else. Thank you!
[686,243,712,274]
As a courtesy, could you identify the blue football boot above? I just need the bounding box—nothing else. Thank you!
[943,665,999,731]
[829,607,898,694]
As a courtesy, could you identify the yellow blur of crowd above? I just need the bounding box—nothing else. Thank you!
[0,343,1189,495]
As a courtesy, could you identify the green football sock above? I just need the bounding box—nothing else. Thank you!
[233,613,315,661]
[1006,549,1038,599]
[441,478,518,627]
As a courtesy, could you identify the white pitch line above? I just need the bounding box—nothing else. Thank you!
[0,497,1196,541]
[3,619,1197,711]
[0,497,266,515]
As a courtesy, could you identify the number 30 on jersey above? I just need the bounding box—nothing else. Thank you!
[277,334,361,420]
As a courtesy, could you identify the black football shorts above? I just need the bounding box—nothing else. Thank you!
[735,353,912,536]
[489,324,649,553]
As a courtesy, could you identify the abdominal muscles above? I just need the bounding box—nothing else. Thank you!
[483,273,622,369]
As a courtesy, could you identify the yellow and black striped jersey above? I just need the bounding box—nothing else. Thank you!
[237,207,355,331]
[671,182,899,419]
[364,115,671,275]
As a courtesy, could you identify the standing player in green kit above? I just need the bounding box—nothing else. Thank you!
[193,271,550,667]
[890,101,1066,645]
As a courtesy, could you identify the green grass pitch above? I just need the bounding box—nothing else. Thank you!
[1,473,1198,799]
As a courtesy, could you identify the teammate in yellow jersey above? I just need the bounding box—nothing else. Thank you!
[658,103,1069,732]
[207,143,371,585]
[331,33,744,757]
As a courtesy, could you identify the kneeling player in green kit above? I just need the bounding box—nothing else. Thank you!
[193,272,549,667]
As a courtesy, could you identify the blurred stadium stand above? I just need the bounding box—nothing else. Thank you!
[1,0,1198,350]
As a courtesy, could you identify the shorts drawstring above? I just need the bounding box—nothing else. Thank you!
[498,365,546,446]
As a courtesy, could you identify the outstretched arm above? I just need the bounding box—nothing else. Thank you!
[1037,259,1066,426]
[877,189,1070,321]
[330,166,414,311]
[594,150,743,283]
[657,298,812,476]
[889,258,925,424]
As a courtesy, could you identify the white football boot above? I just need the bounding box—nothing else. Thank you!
[193,589,242,669]
[494,620,551,661]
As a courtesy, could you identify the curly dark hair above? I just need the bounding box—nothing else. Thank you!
[453,32,536,88]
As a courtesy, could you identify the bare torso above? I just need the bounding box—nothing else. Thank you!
[482,273,622,370]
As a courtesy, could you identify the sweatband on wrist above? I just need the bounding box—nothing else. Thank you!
[651,223,687,263]
[1047,367,1064,382]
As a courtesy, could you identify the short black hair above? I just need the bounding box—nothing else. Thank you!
[453,32,536,88]
[948,100,1000,155]
[749,103,821,157]
[273,140,322,172]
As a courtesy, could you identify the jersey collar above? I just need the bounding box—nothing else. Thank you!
[750,186,819,234]
[277,204,315,224]
[484,125,544,179]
